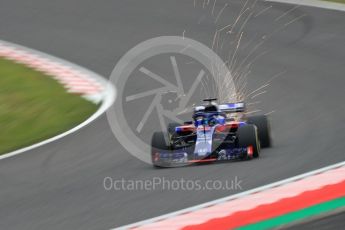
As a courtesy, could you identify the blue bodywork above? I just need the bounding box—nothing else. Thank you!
[152,102,251,166]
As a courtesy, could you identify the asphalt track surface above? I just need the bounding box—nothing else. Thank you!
[0,0,345,229]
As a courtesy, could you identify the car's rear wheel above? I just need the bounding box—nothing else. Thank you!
[237,125,260,158]
[247,115,271,148]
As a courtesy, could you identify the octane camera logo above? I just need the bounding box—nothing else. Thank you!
[107,36,237,164]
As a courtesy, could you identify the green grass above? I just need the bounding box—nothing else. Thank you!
[0,58,98,154]
[324,0,345,4]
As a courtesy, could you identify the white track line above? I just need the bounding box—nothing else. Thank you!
[267,0,345,12]
[114,160,345,229]
[0,40,116,161]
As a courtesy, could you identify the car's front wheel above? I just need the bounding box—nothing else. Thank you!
[151,131,170,167]
[247,115,271,148]
[237,125,260,159]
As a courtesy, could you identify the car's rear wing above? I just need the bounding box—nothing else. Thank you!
[219,102,246,113]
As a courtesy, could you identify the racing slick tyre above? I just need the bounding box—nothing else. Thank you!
[247,115,271,148]
[237,125,260,158]
[151,131,170,167]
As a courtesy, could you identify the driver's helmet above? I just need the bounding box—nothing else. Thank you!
[193,102,225,127]
[204,102,219,113]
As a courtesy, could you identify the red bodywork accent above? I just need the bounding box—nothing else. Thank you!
[215,122,239,133]
[178,122,240,133]
[226,122,239,129]
[153,152,160,162]
[247,145,254,158]
[179,125,196,132]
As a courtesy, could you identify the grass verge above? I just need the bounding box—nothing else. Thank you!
[0,58,98,155]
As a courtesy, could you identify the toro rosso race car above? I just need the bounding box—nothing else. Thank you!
[151,98,271,167]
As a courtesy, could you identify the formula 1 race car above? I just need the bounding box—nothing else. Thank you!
[151,98,271,167]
